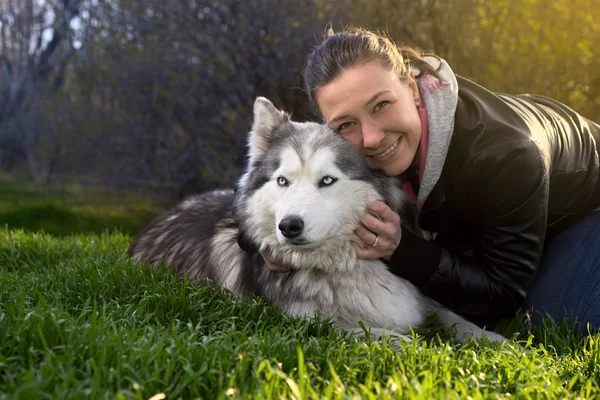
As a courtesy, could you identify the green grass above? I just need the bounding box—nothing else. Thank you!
[0,179,162,236]
[0,228,599,399]
[0,180,599,399]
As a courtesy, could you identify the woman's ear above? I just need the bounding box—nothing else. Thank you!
[408,70,420,102]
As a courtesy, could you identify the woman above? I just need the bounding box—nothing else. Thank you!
[263,26,600,333]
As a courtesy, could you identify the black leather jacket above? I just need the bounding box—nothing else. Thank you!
[389,75,600,328]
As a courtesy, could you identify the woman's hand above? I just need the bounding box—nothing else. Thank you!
[261,251,290,272]
[353,200,403,261]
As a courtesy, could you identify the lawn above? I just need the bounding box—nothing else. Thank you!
[0,180,599,399]
[0,178,162,237]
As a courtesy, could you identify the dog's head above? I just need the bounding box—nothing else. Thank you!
[233,97,413,272]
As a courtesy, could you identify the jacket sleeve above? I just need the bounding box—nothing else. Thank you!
[387,139,548,325]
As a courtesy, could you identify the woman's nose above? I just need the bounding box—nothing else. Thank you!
[361,121,385,149]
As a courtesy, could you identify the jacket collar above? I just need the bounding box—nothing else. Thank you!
[417,170,448,233]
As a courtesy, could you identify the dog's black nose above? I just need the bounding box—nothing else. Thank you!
[278,216,304,238]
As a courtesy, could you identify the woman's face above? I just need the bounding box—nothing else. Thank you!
[316,59,422,177]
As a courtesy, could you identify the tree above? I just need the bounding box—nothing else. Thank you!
[61,0,349,201]
[352,0,600,120]
[0,0,84,181]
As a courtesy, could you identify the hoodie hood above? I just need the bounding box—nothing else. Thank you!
[411,57,459,209]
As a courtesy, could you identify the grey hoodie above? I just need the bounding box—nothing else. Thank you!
[412,57,459,210]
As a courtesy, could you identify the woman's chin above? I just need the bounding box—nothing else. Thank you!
[376,154,413,176]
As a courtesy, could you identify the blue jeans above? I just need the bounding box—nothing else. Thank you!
[524,210,600,334]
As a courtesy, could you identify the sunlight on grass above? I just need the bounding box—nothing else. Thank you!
[0,227,598,399]
[0,178,598,398]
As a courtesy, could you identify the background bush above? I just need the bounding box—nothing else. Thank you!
[1,0,598,204]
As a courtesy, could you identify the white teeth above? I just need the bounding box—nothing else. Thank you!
[373,139,400,159]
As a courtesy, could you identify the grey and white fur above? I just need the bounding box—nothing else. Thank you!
[128,97,507,344]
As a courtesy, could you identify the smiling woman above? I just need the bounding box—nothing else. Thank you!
[273,25,600,333]
[316,60,422,177]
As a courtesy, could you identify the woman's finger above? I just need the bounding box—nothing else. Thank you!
[355,225,378,245]
[366,200,401,226]
[352,242,381,260]
[360,212,396,238]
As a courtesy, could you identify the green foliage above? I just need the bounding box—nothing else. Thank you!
[0,227,599,399]
[3,0,598,198]
[352,0,600,121]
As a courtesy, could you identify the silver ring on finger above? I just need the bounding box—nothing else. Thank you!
[371,234,379,247]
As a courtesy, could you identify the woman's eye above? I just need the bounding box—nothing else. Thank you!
[319,175,338,188]
[337,122,353,132]
[374,100,390,111]
[277,176,289,187]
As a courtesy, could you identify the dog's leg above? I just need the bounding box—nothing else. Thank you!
[346,326,414,347]
[436,309,507,343]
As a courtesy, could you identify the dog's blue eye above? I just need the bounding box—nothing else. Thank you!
[319,175,337,188]
[277,176,289,187]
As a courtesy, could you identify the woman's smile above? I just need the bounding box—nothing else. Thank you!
[370,137,402,161]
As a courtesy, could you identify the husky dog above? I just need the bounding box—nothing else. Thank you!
[128,97,506,344]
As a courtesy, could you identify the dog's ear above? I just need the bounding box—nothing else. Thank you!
[236,226,258,253]
[248,97,290,161]
[231,193,258,253]
[365,165,419,231]
[370,169,422,236]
